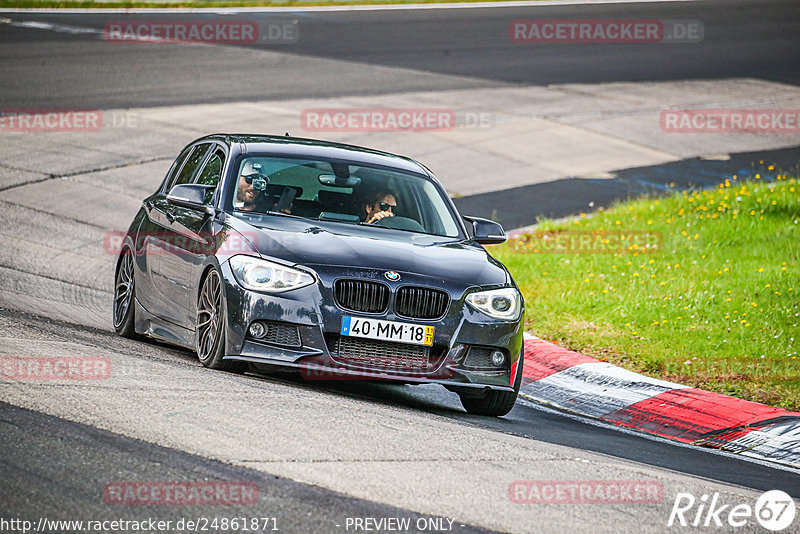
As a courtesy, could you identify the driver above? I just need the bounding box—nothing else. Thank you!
[235,161,268,212]
[363,189,397,224]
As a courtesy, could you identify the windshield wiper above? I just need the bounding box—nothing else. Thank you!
[357,222,394,229]
[260,210,306,220]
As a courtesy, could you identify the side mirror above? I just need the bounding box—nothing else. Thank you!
[167,184,215,214]
[464,216,506,245]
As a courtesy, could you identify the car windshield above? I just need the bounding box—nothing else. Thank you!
[231,156,461,238]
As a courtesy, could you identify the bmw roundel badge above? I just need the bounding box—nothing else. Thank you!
[384,271,401,281]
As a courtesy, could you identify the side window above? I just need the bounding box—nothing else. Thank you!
[195,148,224,186]
[195,147,226,204]
[161,146,193,194]
[171,143,211,189]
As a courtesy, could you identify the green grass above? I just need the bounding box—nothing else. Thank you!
[0,0,539,8]
[492,172,800,410]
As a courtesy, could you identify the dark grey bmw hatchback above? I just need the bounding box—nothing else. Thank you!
[113,134,524,416]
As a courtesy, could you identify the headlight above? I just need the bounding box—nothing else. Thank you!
[229,255,314,293]
[465,287,521,320]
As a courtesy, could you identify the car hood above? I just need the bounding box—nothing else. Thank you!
[227,218,509,288]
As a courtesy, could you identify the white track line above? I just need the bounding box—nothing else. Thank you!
[0,0,701,14]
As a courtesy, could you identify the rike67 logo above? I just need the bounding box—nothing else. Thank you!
[668,490,796,531]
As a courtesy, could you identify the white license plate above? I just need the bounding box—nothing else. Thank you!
[340,316,434,346]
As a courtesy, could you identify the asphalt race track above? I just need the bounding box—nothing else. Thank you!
[1,0,799,108]
[1,1,799,533]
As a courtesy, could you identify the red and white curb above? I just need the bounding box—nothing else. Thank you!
[520,333,800,469]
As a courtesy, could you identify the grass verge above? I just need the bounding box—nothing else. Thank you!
[493,172,800,410]
[0,0,537,9]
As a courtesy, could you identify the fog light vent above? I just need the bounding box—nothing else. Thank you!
[249,322,266,338]
[464,346,507,370]
[247,321,301,347]
[491,350,506,367]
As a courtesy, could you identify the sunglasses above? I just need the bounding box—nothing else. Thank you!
[379,202,397,211]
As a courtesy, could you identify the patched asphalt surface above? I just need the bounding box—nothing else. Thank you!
[1,1,799,532]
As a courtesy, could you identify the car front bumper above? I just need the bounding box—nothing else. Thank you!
[219,261,524,392]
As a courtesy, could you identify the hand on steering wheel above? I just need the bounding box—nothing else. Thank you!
[366,210,394,224]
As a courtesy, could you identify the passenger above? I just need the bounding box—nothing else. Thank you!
[235,161,268,212]
[363,189,397,224]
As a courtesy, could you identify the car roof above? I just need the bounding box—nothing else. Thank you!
[195,134,429,176]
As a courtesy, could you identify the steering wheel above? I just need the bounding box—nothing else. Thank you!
[375,216,425,232]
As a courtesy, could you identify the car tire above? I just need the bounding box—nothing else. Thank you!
[196,268,246,374]
[113,247,138,338]
[458,349,523,417]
